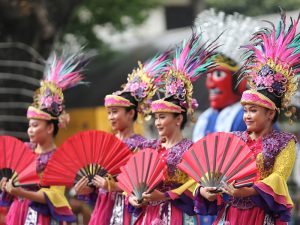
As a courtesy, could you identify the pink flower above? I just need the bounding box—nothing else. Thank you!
[167,83,178,95]
[253,75,263,86]
[274,73,284,82]
[127,83,139,91]
[262,75,274,87]
[43,96,53,107]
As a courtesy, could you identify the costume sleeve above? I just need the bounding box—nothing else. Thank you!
[0,191,13,207]
[193,183,220,216]
[252,140,296,222]
[30,186,75,222]
[164,177,198,216]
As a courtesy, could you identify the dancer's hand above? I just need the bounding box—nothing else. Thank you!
[142,190,167,203]
[221,181,257,198]
[0,177,7,192]
[74,177,93,195]
[5,179,21,196]
[128,195,143,208]
[92,175,107,189]
[200,187,218,201]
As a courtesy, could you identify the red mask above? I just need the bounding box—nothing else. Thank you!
[206,67,246,110]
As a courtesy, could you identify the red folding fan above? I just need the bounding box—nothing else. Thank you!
[42,130,132,187]
[178,132,257,190]
[0,136,40,187]
[117,148,166,202]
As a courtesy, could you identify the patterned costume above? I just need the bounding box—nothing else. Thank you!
[194,11,300,225]
[134,139,198,225]
[133,32,218,225]
[0,50,88,224]
[88,53,169,225]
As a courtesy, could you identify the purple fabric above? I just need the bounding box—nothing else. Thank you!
[123,134,146,152]
[127,203,142,217]
[251,186,291,222]
[138,138,196,216]
[78,191,98,206]
[194,186,218,216]
[0,192,13,207]
[141,138,193,176]
[172,192,196,216]
[43,194,76,222]
[232,130,297,172]
[36,151,55,173]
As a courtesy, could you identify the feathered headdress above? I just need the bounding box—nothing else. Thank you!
[104,52,170,117]
[151,32,218,120]
[27,50,88,127]
[240,11,300,121]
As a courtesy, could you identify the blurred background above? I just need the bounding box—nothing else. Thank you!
[0,0,299,224]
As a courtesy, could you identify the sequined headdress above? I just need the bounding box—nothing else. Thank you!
[195,8,261,71]
[151,32,218,120]
[240,12,300,121]
[104,52,170,117]
[27,50,88,127]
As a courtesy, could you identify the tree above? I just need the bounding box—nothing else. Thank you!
[205,0,300,16]
[0,0,158,139]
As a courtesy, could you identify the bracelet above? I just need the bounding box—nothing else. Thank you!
[105,175,116,192]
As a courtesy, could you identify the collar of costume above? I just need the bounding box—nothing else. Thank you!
[233,130,297,172]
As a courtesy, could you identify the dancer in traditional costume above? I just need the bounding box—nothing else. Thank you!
[0,50,88,224]
[74,53,169,225]
[192,9,261,225]
[128,33,217,225]
[194,12,300,225]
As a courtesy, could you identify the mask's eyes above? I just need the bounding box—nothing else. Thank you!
[212,71,227,80]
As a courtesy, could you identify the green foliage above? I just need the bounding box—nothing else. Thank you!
[205,0,300,16]
[63,0,159,55]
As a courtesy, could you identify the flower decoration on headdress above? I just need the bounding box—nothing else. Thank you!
[105,52,170,117]
[28,50,89,124]
[153,32,218,119]
[240,11,300,121]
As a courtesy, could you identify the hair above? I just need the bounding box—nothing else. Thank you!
[164,96,188,130]
[258,89,281,123]
[120,92,138,122]
[47,119,59,137]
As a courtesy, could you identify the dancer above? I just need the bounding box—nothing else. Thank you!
[194,12,300,225]
[128,32,217,225]
[0,50,88,224]
[74,53,169,225]
[192,9,261,225]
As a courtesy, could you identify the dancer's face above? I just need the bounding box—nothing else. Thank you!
[27,119,53,144]
[243,104,274,133]
[107,107,134,132]
[154,112,181,138]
